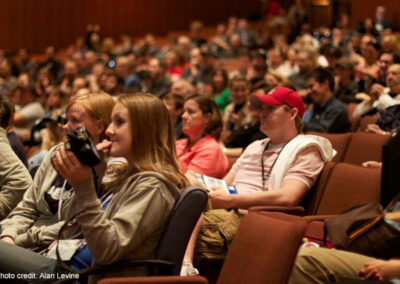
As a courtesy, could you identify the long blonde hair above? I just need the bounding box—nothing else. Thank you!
[66,92,115,141]
[116,93,188,188]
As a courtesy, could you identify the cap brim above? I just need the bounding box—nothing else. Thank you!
[250,93,284,108]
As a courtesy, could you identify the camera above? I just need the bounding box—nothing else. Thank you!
[65,127,101,167]
[30,112,66,145]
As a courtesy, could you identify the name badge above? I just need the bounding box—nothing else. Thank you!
[46,239,86,261]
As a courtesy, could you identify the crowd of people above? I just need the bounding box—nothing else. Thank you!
[0,1,398,282]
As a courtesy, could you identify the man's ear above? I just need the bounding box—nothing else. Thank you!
[289,107,298,120]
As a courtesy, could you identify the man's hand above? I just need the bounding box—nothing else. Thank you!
[365,124,389,135]
[208,186,232,209]
[1,236,15,245]
[355,92,371,102]
[361,160,382,168]
[369,83,385,101]
[360,259,400,281]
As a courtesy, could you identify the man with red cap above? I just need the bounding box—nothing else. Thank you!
[181,86,336,273]
[208,86,335,209]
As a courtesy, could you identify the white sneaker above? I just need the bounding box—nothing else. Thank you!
[180,261,200,276]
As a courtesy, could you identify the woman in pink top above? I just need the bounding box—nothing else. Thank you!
[176,94,229,178]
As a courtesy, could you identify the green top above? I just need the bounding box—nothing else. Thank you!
[213,88,231,113]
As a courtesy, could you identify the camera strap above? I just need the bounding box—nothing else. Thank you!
[57,179,68,221]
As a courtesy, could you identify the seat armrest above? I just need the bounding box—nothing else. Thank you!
[249,206,305,216]
[302,215,335,221]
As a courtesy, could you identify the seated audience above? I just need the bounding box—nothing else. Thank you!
[289,47,317,95]
[12,84,45,141]
[354,64,400,117]
[334,58,360,104]
[0,93,115,250]
[0,96,32,220]
[223,90,267,149]
[0,93,186,277]
[210,67,231,113]
[143,57,171,98]
[366,104,400,135]
[376,51,398,86]
[304,67,351,133]
[176,94,229,179]
[183,87,334,273]
[222,75,251,132]
[0,97,28,167]
[162,93,185,140]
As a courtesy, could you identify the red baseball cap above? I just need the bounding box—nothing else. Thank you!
[251,86,305,118]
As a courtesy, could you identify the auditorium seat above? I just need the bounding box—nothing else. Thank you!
[98,211,307,284]
[315,162,381,215]
[359,115,379,132]
[343,132,389,165]
[346,103,361,132]
[308,132,352,163]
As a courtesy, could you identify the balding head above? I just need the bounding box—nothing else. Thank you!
[386,64,400,88]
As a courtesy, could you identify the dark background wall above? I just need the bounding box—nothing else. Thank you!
[306,0,400,30]
[0,0,261,53]
[1,0,398,54]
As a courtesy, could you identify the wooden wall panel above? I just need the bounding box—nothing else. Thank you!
[0,0,260,54]
[349,0,399,29]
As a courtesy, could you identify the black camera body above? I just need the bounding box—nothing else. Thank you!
[65,128,101,168]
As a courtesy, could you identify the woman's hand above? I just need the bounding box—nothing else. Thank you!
[96,139,112,152]
[51,145,92,186]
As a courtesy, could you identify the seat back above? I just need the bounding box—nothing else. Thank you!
[343,132,388,165]
[217,211,307,284]
[359,115,379,132]
[316,163,381,215]
[308,132,353,163]
[155,186,208,275]
[347,103,361,132]
[302,161,336,215]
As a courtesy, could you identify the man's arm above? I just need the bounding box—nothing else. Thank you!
[209,179,308,209]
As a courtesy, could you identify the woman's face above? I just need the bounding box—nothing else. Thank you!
[230,81,249,105]
[212,71,225,90]
[181,99,210,139]
[106,103,133,161]
[63,102,103,144]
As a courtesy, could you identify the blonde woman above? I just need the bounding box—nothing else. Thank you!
[0,93,187,278]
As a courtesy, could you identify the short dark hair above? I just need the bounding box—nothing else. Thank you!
[380,51,400,64]
[306,67,335,92]
[0,96,14,128]
[164,93,184,110]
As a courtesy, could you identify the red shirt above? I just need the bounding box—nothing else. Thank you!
[176,135,229,179]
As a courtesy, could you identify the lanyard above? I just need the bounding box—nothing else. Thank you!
[260,140,292,190]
